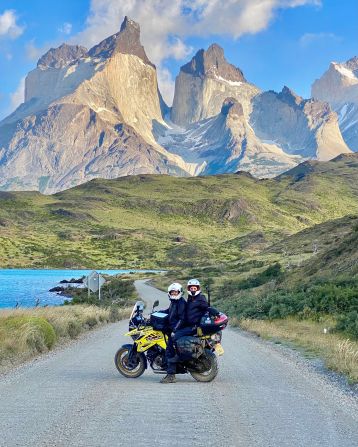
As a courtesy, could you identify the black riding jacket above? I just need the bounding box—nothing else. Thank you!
[186,293,209,326]
[161,297,186,332]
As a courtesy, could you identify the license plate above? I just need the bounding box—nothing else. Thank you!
[215,343,224,356]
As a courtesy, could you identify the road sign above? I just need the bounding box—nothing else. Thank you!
[85,271,106,299]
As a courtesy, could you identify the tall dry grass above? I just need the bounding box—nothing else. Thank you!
[0,305,130,372]
[236,317,358,383]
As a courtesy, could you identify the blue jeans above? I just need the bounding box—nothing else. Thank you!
[173,326,196,342]
[165,333,177,374]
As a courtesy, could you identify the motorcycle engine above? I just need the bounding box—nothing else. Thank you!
[146,347,166,371]
[151,355,165,371]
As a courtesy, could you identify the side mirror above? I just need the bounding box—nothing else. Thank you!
[153,300,159,309]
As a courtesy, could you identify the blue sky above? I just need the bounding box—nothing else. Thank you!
[0,0,357,119]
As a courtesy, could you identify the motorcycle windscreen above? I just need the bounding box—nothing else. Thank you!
[129,300,145,321]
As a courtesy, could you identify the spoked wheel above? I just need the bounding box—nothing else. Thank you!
[114,347,146,378]
[189,350,218,382]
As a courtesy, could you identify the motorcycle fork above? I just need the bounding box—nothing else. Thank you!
[127,344,139,368]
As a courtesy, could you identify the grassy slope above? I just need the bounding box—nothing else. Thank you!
[0,154,358,269]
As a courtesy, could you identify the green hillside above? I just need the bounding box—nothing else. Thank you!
[0,154,358,269]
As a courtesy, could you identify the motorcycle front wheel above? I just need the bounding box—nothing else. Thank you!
[114,347,146,378]
[189,350,218,382]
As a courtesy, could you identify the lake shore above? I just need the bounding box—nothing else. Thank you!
[0,268,162,309]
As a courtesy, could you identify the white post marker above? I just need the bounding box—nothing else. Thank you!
[98,274,106,300]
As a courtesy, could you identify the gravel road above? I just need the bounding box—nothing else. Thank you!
[0,280,357,447]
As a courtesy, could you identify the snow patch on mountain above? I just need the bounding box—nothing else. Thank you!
[333,63,357,80]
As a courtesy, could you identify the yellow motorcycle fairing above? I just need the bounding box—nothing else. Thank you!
[125,326,167,352]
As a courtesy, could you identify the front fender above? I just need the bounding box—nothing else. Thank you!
[121,343,148,370]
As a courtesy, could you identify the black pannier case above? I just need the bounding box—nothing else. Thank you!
[176,336,203,359]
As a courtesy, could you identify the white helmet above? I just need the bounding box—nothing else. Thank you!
[167,282,183,300]
[187,278,201,297]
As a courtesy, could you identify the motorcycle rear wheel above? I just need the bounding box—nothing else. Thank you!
[114,347,146,378]
[189,350,218,382]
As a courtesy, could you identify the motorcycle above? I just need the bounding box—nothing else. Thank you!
[114,300,228,382]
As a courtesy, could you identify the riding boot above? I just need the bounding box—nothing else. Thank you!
[160,374,176,383]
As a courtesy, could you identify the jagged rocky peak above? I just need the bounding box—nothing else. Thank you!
[88,16,154,66]
[37,44,88,69]
[221,97,244,117]
[345,56,358,73]
[171,43,257,126]
[278,86,304,107]
[250,86,349,160]
[181,43,246,82]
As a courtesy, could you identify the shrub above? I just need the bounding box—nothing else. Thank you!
[220,263,283,296]
[109,306,120,322]
[215,277,358,339]
[85,316,98,328]
[336,311,358,338]
[67,319,82,338]
[5,316,56,351]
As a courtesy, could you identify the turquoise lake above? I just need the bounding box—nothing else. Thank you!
[0,269,156,309]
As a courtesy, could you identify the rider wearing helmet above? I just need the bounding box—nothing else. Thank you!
[171,279,209,342]
[186,278,209,326]
[160,282,186,384]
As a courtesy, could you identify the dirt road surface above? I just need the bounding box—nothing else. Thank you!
[0,280,357,446]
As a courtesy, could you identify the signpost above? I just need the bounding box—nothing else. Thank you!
[84,271,106,300]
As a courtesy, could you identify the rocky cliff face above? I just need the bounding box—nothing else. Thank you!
[250,87,351,160]
[170,44,260,126]
[0,104,187,193]
[312,57,358,151]
[0,17,193,193]
[312,57,358,108]
[156,97,300,177]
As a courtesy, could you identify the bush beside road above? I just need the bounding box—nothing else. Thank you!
[0,305,132,374]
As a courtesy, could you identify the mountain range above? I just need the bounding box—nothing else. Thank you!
[0,16,356,193]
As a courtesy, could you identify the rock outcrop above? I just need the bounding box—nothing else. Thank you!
[250,86,351,160]
[312,57,358,108]
[171,44,260,126]
[37,44,88,69]
[157,97,300,177]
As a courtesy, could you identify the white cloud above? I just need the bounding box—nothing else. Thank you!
[299,32,341,46]
[10,76,25,111]
[59,22,72,35]
[0,9,24,39]
[73,0,320,105]
[157,66,176,105]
